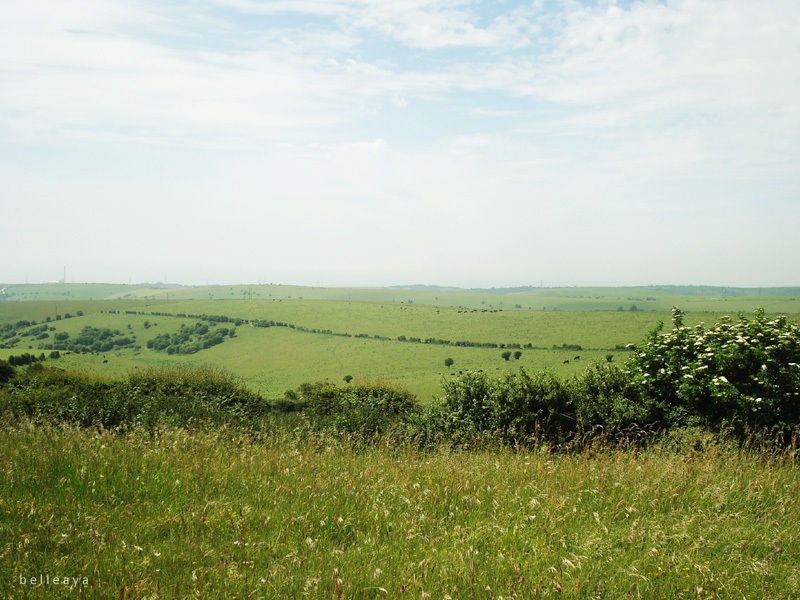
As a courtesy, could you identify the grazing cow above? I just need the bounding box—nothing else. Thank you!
[574,355,580,360]
[563,359,570,364]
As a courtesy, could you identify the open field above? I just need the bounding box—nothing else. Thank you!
[2,284,800,400]
[1,425,798,598]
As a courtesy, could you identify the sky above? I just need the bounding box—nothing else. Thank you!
[1,0,799,288]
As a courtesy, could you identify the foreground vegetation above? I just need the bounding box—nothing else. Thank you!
[1,424,798,598]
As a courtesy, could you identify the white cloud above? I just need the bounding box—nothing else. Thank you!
[1,0,799,286]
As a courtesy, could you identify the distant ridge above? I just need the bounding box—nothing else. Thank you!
[391,284,546,294]
[389,284,465,292]
[643,285,800,297]
[391,284,800,296]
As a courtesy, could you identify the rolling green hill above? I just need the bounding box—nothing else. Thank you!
[2,283,799,400]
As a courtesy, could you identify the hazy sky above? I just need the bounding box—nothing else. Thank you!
[2,0,798,288]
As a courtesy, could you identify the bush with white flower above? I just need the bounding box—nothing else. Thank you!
[627,307,800,433]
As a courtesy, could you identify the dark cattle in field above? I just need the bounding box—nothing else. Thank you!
[574,355,580,360]
[563,359,570,364]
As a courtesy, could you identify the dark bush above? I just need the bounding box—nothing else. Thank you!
[0,360,15,384]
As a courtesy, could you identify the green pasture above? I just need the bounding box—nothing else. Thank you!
[3,284,800,400]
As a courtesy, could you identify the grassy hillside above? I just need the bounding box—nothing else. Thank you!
[2,284,800,400]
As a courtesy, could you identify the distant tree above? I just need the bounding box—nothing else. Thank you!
[444,357,454,368]
[513,351,522,360]
[0,359,14,383]
[606,354,614,362]
[501,351,512,361]
[343,375,354,383]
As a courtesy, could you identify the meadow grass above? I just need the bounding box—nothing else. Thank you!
[1,424,798,598]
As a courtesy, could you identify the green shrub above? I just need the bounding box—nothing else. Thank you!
[437,368,575,446]
[116,365,268,428]
[571,363,657,434]
[295,379,420,439]
[627,308,800,435]
[0,365,267,431]
[0,366,117,427]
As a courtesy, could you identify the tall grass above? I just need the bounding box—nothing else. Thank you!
[1,424,798,598]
